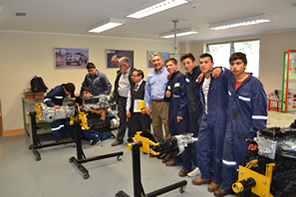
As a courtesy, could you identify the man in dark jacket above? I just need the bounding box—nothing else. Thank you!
[44,83,76,142]
[126,69,150,142]
[111,57,136,146]
[80,62,112,96]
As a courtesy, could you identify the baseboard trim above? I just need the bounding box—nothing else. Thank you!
[2,128,25,137]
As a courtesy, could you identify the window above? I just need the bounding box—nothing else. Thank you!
[207,39,260,77]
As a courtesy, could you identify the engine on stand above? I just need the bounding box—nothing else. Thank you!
[36,94,120,132]
[234,120,296,197]
[81,94,119,131]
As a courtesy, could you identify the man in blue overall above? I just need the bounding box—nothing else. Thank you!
[44,83,76,142]
[191,54,229,193]
[214,52,267,196]
[164,58,192,177]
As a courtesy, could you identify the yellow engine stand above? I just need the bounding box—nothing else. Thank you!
[126,131,160,156]
[232,159,275,197]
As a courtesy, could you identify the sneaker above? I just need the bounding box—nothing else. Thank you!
[187,167,201,177]
[90,140,101,147]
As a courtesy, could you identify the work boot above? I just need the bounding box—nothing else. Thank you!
[165,160,182,166]
[111,140,123,146]
[214,188,233,196]
[208,181,221,192]
[192,177,212,185]
[178,169,190,177]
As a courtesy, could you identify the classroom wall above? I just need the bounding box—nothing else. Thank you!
[0,32,174,131]
[179,31,296,95]
[1,30,295,132]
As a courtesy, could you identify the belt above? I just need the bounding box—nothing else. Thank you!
[119,95,127,99]
[152,99,163,102]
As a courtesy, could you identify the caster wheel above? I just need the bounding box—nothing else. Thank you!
[179,186,185,193]
[28,145,33,150]
[69,157,73,162]
[117,155,122,161]
[36,156,41,161]
[83,173,89,179]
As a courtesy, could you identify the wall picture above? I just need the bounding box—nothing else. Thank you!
[148,51,171,68]
[107,49,134,68]
[54,48,89,69]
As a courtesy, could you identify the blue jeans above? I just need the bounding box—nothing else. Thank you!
[82,129,111,142]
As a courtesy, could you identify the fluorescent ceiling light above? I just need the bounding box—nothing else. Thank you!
[209,14,272,30]
[126,0,190,19]
[160,28,200,38]
[88,18,125,33]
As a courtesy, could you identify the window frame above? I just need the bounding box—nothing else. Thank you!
[206,38,260,77]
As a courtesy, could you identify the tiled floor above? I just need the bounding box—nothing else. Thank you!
[0,131,236,197]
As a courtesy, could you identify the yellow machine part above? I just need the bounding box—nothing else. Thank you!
[34,103,43,121]
[69,112,90,130]
[233,159,275,197]
[126,131,160,156]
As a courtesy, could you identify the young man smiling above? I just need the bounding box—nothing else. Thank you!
[181,53,222,177]
[164,58,192,177]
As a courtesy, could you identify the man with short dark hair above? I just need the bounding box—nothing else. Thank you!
[214,52,267,196]
[44,83,76,142]
[126,69,150,142]
[80,62,112,96]
[111,57,136,146]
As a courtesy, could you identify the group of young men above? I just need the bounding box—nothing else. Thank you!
[44,51,267,196]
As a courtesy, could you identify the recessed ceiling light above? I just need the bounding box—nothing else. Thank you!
[209,14,272,30]
[160,28,200,38]
[126,0,190,19]
[88,18,125,34]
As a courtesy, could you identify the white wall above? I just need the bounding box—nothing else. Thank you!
[0,32,174,131]
[179,31,296,95]
[1,30,296,131]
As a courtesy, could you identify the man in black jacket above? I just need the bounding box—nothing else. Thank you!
[111,57,136,146]
[126,69,150,143]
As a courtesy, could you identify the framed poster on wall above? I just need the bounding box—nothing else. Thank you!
[147,51,171,68]
[54,48,89,69]
[106,49,134,68]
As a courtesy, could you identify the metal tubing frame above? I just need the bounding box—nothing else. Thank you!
[70,119,124,179]
[117,140,187,197]
[28,111,75,161]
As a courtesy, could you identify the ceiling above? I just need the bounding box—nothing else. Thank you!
[1,0,296,42]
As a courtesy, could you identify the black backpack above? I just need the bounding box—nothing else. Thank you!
[30,76,48,93]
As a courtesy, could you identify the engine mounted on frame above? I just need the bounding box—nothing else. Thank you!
[234,120,296,197]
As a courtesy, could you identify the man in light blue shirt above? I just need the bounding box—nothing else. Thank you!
[144,52,170,138]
